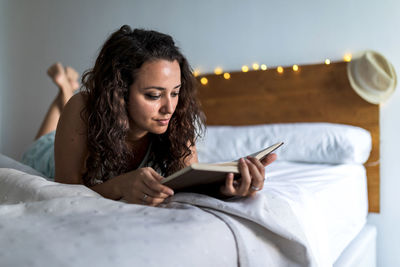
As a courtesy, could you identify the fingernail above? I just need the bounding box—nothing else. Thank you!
[169,190,174,196]
[240,158,245,163]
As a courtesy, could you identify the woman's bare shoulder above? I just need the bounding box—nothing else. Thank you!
[66,92,87,110]
[63,92,87,117]
[57,92,88,134]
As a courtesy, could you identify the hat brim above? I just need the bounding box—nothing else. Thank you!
[347,50,397,105]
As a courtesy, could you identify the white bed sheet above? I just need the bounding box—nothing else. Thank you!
[0,167,331,267]
[0,157,368,266]
[333,224,377,267]
[266,161,369,263]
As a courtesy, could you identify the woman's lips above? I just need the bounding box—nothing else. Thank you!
[155,118,170,126]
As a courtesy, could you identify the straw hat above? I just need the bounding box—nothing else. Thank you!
[347,50,397,104]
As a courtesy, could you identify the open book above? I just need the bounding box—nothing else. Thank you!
[162,142,284,191]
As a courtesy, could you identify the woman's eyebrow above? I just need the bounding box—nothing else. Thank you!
[142,84,181,90]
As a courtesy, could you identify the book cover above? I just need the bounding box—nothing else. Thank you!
[162,142,283,191]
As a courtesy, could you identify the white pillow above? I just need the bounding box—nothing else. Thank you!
[196,123,372,165]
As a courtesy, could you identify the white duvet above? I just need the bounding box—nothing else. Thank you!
[0,167,332,267]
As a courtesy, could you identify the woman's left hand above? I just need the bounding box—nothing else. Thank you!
[220,153,277,197]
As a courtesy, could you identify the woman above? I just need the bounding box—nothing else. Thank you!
[25,25,276,206]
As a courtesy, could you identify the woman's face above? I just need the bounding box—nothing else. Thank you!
[127,59,181,139]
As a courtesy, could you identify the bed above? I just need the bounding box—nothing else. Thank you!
[0,61,377,267]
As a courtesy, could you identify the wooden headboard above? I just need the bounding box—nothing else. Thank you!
[196,61,380,213]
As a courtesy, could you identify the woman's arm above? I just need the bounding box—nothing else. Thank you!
[54,93,88,185]
[54,93,173,204]
[54,93,125,200]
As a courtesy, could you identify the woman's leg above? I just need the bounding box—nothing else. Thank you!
[34,63,79,140]
[65,65,80,90]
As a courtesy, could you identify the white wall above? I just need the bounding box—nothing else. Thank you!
[1,0,399,265]
[0,1,7,152]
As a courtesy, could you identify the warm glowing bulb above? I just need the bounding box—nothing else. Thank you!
[193,69,201,77]
[252,63,259,70]
[261,64,267,71]
[325,59,331,65]
[242,65,249,72]
[214,67,223,75]
[277,66,284,74]
[292,65,299,71]
[343,54,352,62]
[200,77,208,85]
[223,72,231,79]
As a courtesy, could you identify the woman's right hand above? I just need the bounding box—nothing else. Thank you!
[119,167,174,206]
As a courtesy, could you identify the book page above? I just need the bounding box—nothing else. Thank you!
[249,142,284,161]
[213,142,283,167]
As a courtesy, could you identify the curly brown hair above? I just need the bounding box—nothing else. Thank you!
[81,25,204,186]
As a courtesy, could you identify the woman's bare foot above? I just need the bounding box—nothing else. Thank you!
[34,62,79,140]
[47,62,74,108]
[47,62,72,93]
[65,66,80,91]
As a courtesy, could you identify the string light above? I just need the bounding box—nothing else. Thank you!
[223,72,231,80]
[214,67,223,75]
[343,53,352,62]
[197,54,352,80]
[193,69,201,77]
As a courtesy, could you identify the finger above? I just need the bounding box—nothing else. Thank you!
[138,189,166,206]
[246,157,265,182]
[124,184,150,204]
[246,159,264,192]
[220,173,236,196]
[147,168,175,195]
[147,167,166,181]
[237,158,251,196]
[144,179,174,196]
[248,191,257,197]
[143,174,174,196]
[247,156,265,176]
[141,181,171,199]
[132,190,148,205]
[142,194,167,206]
[260,153,277,167]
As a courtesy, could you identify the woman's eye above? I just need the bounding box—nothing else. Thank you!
[145,94,161,100]
[171,91,180,97]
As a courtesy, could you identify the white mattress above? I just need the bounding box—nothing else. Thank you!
[266,161,369,263]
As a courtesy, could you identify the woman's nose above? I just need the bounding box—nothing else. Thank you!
[161,96,173,114]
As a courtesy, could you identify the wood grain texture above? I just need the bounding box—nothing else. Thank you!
[196,61,380,212]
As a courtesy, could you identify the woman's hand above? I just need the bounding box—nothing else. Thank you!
[119,167,174,206]
[220,153,277,197]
